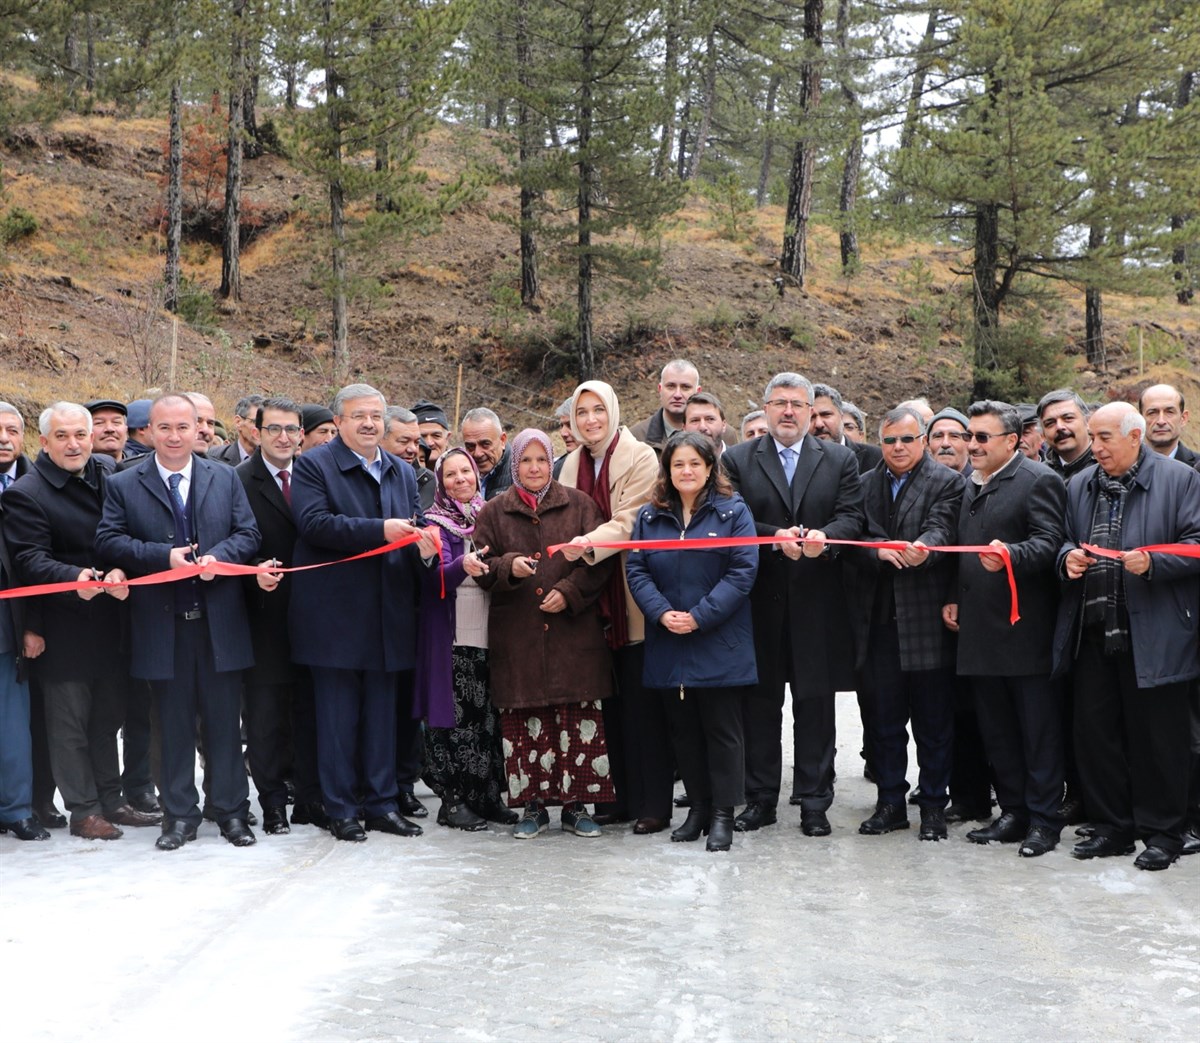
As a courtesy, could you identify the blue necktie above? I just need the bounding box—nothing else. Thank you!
[780,447,797,484]
[0,473,10,494]
[168,473,191,544]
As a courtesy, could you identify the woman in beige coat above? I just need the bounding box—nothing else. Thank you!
[557,380,676,833]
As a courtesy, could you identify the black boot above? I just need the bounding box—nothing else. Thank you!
[438,791,488,831]
[670,802,712,843]
[707,807,734,852]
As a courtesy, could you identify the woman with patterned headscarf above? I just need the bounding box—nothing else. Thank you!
[471,428,618,838]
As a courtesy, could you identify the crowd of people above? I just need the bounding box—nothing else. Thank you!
[0,361,1197,870]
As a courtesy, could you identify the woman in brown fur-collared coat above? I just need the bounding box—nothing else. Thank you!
[471,429,617,839]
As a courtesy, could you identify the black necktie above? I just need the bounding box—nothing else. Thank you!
[168,472,191,544]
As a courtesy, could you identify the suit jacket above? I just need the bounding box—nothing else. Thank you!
[481,446,513,501]
[722,433,865,699]
[3,452,126,682]
[288,436,422,673]
[94,453,261,680]
[630,408,735,453]
[207,441,250,466]
[236,452,300,685]
[845,453,965,673]
[952,454,1065,677]
[1052,451,1200,687]
[1172,441,1199,468]
[848,439,883,474]
[0,468,38,675]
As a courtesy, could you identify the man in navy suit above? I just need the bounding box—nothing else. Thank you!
[289,383,438,842]
[95,394,261,850]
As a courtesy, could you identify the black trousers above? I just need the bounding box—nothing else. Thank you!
[245,670,320,812]
[151,618,249,829]
[121,680,154,800]
[1074,629,1191,853]
[40,675,126,822]
[859,621,954,808]
[1188,681,1199,830]
[950,681,991,809]
[28,679,57,809]
[393,669,424,795]
[598,644,674,821]
[660,686,746,809]
[972,673,1063,831]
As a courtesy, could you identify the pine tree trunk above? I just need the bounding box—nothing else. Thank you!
[781,0,824,285]
[972,201,1002,389]
[515,0,539,307]
[324,0,350,384]
[219,0,246,301]
[835,0,860,273]
[576,1,596,381]
[655,0,680,180]
[85,13,96,93]
[243,74,261,158]
[686,30,717,181]
[756,74,781,208]
[1085,288,1105,370]
[1172,71,1194,304]
[890,8,939,207]
[164,81,183,314]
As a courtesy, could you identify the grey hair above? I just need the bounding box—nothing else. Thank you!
[554,397,573,421]
[842,401,865,430]
[878,406,926,438]
[1036,388,1088,421]
[234,394,265,417]
[39,401,93,436]
[967,400,1021,436]
[660,359,699,382]
[897,397,932,414]
[1120,408,1148,437]
[0,402,24,432]
[811,383,844,412]
[332,383,386,416]
[384,405,417,426]
[740,409,765,431]
[763,372,815,404]
[461,406,503,435]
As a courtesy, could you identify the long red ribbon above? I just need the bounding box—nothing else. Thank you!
[0,528,441,600]
[1081,542,1200,561]
[549,535,1022,624]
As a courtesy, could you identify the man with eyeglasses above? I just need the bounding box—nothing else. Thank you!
[810,383,882,474]
[942,401,1066,859]
[846,407,964,840]
[841,401,866,444]
[722,372,865,837]
[460,407,512,501]
[209,394,264,465]
[236,398,326,836]
[1038,389,1093,483]
[289,383,438,843]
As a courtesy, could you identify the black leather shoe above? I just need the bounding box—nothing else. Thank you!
[633,817,670,835]
[220,818,257,847]
[944,802,992,824]
[919,806,947,841]
[1075,823,1097,838]
[859,803,909,835]
[671,805,712,843]
[1018,825,1059,858]
[1182,829,1200,856]
[706,807,734,852]
[1059,795,1086,825]
[396,792,428,818]
[262,807,290,835]
[203,805,258,826]
[907,786,922,806]
[0,816,51,841]
[329,817,367,842]
[128,791,162,814]
[155,821,198,851]
[591,811,632,826]
[733,801,777,832]
[1071,834,1135,859]
[33,803,67,829]
[966,811,1029,844]
[365,811,422,837]
[800,809,832,837]
[673,794,691,808]
[1133,845,1178,871]
[476,801,519,826]
[291,802,331,829]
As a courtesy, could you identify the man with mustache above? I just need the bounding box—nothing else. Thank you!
[1038,389,1094,484]
[928,408,972,477]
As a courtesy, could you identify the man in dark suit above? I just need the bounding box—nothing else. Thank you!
[208,394,264,466]
[95,393,261,850]
[4,402,159,841]
[810,382,883,474]
[289,383,438,842]
[235,397,326,835]
[943,400,1066,858]
[847,406,965,841]
[460,407,512,500]
[722,372,865,836]
[1139,383,1197,467]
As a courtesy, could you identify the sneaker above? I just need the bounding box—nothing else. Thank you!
[512,802,549,839]
[561,802,602,837]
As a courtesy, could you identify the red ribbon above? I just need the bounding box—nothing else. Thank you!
[0,528,441,600]
[1081,542,1200,561]
[549,535,1022,625]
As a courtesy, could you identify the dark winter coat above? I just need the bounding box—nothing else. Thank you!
[625,492,758,690]
[473,482,614,710]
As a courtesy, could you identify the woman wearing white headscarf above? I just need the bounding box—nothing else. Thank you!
[557,380,675,833]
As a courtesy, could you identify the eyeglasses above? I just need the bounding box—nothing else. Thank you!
[261,424,302,437]
[345,412,383,424]
[765,399,810,412]
[964,430,1012,443]
[881,435,920,445]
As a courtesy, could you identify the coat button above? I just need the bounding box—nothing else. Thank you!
[543,623,549,631]
[535,587,543,595]
[533,552,541,559]
[531,517,539,525]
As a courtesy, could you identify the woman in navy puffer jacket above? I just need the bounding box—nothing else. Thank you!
[625,431,758,851]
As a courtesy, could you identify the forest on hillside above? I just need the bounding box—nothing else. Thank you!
[2,1,1198,400]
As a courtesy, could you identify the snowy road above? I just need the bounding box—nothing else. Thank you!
[2,692,1197,1043]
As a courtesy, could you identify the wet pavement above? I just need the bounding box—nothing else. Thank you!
[2,692,1197,1042]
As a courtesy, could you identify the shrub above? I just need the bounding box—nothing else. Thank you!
[1,207,38,244]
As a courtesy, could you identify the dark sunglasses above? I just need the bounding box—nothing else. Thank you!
[964,431,1011,443]
[881,435,920,445]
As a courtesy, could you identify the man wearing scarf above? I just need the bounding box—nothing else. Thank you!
[1054,403,1200,871]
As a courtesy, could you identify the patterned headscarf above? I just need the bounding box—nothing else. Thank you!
[425,447,484,540]
[509,428,555,505]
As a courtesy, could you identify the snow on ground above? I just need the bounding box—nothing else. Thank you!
[1,692,1197,1043]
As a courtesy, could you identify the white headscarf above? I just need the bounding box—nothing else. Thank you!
[569,380,622,459]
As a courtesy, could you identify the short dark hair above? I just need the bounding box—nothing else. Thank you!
[967,400,1021,436]
[650,431,732,509]
[236,394,265,419]
[255,397,302,429]
[878,406,926,438]
[811,383,844,412]
[1036,388,1087,421]
[685,391,725,419]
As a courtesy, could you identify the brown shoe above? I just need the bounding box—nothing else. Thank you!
[107,804,163,828]
[71,814,123,840]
